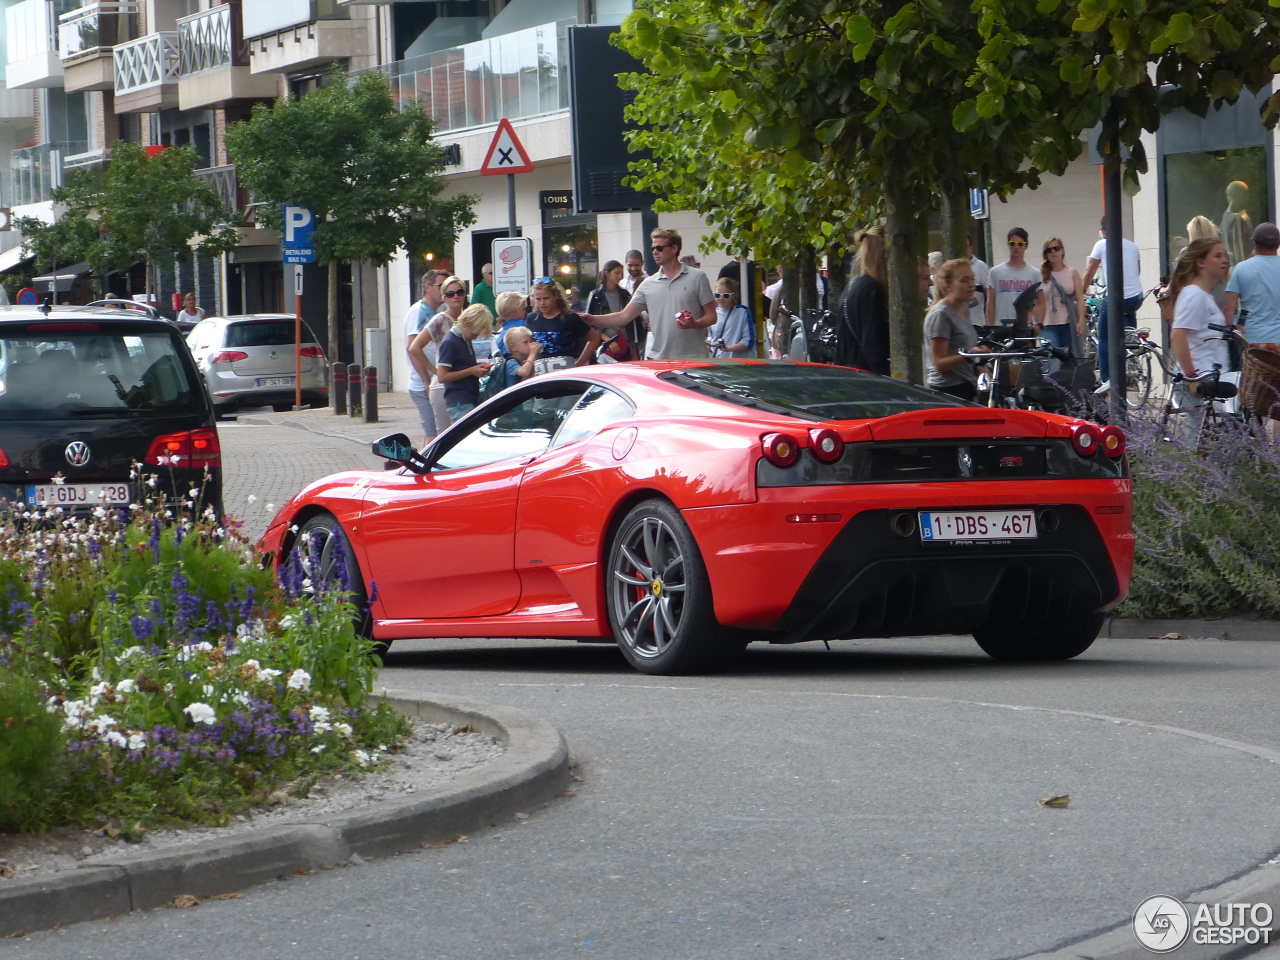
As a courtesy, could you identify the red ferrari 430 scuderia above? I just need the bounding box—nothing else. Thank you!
[260,361,1133,675]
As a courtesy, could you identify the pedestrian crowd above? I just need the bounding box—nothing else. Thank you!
[401,227,757,446]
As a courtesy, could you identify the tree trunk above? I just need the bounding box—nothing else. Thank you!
[826,245,848,309]
[884,178,923,383]
[939,186,970,262]
[327,260,339,365]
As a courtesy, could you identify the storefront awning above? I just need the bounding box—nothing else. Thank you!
[33,261,92,294]
[0,245,32,274]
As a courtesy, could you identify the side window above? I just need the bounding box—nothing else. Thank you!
[550,386,634,449]
[188,323,210,351]
[432,385,588,471]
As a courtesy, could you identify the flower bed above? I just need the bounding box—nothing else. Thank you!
[1120,413,1280,621]
[0,493,406,835]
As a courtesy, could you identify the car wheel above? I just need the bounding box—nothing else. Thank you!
[272,402,294,413]
[972,612,1104,661]
[605,499,737,675]
[292,514,383,653]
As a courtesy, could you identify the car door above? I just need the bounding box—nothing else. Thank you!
[359,380,590,620]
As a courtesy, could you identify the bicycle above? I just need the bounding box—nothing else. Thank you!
[1159,323,1249,448]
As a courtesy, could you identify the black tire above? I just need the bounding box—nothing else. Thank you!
[973,612,1104,661]
[1124,350,1153,410]
[272,402,293,413]
[293,514,382,653]
[605,499,739,675]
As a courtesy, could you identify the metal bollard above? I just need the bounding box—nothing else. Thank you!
[363,366,378,423]
[347,364,361,417]
[331,362,347,416]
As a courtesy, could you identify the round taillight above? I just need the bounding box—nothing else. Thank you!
[762,433,800,468]
[1100,425,1126,458]
[809,428,843,464]
[1071,423,1102,457]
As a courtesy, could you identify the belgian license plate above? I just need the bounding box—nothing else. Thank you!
[256,376,295,387]
[919,510,1037,541]
[27,483,130,507]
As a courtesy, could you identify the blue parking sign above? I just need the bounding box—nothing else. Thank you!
[282,203,315,264]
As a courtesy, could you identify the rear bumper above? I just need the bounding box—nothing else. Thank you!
[682,482,1133,639]
[0,469,223,518]
[212,388,328,410]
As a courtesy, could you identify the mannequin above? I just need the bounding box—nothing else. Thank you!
[1220,180,1253,266]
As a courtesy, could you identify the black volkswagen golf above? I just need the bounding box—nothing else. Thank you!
[0,307,222,515]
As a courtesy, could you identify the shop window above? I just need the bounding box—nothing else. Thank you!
[1164,146,1271,271]
[543,220,598,303]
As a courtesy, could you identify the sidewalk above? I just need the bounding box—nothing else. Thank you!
[236,390,421,449]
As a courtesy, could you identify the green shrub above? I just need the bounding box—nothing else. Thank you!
[0,672,66,832]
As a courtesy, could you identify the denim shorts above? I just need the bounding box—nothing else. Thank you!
[446,402,475,424]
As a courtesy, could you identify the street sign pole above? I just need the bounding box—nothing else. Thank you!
[508,174,517,236]
[294,264,304,412]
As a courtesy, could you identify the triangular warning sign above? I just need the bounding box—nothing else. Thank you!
[479,118,535,176]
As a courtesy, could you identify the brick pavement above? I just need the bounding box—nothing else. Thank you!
[218,392,419,540]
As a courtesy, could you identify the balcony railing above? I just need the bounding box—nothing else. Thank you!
[195,163,237,213]
[7,0,79,67]
[114,31,178,94]
[177,4,235,76]
[58,2,138,62]
[10,141,87,207]
[356,19,571,135]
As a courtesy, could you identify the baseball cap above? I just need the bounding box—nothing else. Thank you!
[1253,222,1280,248]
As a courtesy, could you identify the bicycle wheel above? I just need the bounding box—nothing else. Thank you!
[1124,350,1153,410]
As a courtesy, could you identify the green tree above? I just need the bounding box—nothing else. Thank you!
[15,142,238,301]
[225,69,477,360]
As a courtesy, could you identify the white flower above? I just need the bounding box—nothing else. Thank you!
[242,658,261,670]
[188,488,199,499]
[176,641,214,663]
[311,744,326,754]
[147,475,158,488]
[256,667,281,682]
[93,506,107,519]
[265,503,274,514]
[334,722,353,737]
[183,702,217,725]
[286,668,311,691]
[118,646,144,660]
[115,678,136,695]
[354,749,372,765]
[127,732,146,751]
[104,730,127,748]
[202,684,215,698]
[246,494,257,505]
[279,613,298,630]
[51,475,65,485]
[309,705,330,723]
[87,715,117,735]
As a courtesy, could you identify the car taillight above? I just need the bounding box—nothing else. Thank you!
[299,346,325,358]
[1100,425,1126,458]
[210,351,248,364]
[0,445,8,468]
[761,433,800,468]
[809,428,843,464]
[1070,423,1102,457]
[145,428,221,469]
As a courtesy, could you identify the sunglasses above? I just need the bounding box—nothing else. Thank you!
[443,289,466,298]
[651,244,670,251]
[1045,244,1063,253]
[533,277,554,285]
[714,292,734,299]
[1008,240,1028,247]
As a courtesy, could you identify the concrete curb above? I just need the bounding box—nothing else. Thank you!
[1105,617,1280,642]
[0,691,569,938]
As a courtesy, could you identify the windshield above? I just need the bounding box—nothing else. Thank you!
[0,327,203,420]
[661,363,971,421]
[226,320,317,348]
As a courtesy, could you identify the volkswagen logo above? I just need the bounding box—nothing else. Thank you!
[64,441,91,467]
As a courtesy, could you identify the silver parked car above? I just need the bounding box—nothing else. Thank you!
[186,314,329,415]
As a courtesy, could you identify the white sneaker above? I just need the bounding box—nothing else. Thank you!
[1093,380,1111,396]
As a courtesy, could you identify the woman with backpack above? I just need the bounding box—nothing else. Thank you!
[1032,237,1083,354]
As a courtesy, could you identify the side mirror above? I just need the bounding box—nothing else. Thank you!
[372,433,429,473]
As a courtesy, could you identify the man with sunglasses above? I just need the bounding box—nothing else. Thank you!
[590,228,716,359]
[987,227,1042,330]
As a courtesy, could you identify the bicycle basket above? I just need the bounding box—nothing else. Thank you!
[1240,347,1280,420]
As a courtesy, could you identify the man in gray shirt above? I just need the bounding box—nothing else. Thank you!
[591,229,716,359]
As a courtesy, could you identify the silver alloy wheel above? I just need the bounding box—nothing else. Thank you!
[609,515,688,660]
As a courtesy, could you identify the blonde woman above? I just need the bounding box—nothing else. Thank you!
[835,226,889,373]
[410,274,467,434]
[925,259,990,401]
[432,303,495,423]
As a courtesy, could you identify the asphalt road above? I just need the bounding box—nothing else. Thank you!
[8,411,1280,960]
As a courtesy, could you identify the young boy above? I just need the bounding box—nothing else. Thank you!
[501,325,541,383]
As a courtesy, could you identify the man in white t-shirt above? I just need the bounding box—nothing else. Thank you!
[967,237,992,330]
[1081,217,1144,387]
[405,270,445,444]
[987,227,1041,328]
[591,228,716,359]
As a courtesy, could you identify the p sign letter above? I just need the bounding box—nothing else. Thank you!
[283,204,314,245]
